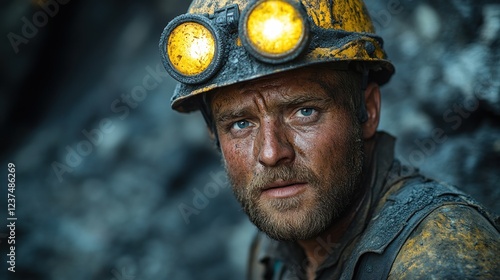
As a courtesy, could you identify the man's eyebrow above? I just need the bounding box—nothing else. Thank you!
[215,109,250,124]
[280,95,332,107]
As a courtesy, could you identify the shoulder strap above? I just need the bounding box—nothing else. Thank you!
[342,177,497,280]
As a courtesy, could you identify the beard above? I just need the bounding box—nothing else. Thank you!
[226,123,364,242]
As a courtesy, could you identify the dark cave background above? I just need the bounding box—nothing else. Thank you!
[0,0,499,279]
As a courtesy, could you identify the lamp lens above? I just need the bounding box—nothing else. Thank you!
[167,22,216,76]
[246,0,305,57]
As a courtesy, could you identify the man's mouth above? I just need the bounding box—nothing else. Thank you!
[261,181,308,198]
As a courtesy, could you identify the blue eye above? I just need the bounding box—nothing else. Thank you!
[298,108,314,116]
[232,120,250,130]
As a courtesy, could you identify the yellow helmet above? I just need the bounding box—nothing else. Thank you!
[159,0,395,112]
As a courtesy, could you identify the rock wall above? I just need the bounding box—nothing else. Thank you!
[366,0,500,211]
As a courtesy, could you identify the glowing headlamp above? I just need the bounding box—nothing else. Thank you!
[240,0,309,63]
[159,0,310,84]
[160,14,225,84]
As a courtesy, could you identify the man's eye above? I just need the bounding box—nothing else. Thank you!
[232,120,251,130]
[297,108,315,117]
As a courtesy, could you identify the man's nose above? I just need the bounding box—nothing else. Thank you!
[256,119,295,167]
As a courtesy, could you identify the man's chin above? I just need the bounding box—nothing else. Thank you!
[258,222,326,242]
[250,205,330,241]
[257,195,304,212]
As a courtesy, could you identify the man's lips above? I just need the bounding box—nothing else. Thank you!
[261,181,307,198]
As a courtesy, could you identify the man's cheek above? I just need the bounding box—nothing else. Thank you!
[223,157,246,186]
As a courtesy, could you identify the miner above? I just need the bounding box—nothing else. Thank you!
[159,0,500,278]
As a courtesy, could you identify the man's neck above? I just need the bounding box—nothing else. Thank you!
[297,137,377,279]
[297,187,367,278]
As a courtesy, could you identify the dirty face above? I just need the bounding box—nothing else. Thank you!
[211,66,364,241]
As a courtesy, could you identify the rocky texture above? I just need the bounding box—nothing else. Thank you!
[365,0,500,211]
[1,0,498,279]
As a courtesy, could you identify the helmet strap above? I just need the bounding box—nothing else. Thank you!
[358,66,369,123]
[200,94,221,148]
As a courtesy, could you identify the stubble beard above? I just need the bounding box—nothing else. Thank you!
[226,126,364,242]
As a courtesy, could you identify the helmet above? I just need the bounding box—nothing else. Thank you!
[159,0,395,113]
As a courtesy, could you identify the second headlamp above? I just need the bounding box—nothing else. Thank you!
[159,0,310,84]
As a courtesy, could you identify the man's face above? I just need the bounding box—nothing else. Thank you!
[211,67,364,241]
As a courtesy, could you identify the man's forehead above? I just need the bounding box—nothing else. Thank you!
[210,66,340,110]
[230,66,331,91]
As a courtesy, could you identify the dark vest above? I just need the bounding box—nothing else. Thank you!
[346,176,499,279]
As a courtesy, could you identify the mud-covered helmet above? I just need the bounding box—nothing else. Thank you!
[159,0,395,113]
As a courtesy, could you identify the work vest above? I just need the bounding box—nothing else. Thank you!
[348,176,499,279]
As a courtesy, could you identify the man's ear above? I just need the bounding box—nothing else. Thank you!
[362,82,381,140]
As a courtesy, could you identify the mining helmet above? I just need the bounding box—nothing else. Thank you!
[160,0,395,113]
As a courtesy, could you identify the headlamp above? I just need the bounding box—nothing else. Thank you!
[160,14,224,84]
[240,0,309,63]
[159,0,310,84]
